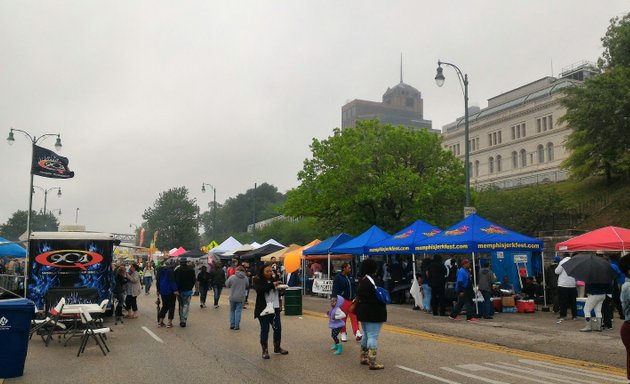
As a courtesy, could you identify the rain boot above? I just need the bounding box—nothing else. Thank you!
[592,317,602,332]
[261,343,270,359]
[334,343,343,355]
[273,340,288,355]
[360,346,369,365]
[367,348,384,370]
[579,318,592,332]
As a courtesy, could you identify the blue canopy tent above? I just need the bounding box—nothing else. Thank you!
[0,236,27,258]
[303,233,354,279]
[414,213,544,310]
[330,225,390,255]
[366,219,443,278]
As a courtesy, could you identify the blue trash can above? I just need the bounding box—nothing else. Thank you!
[0,298,34,378]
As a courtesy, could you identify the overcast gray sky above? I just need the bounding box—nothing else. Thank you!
[1,1,627,237]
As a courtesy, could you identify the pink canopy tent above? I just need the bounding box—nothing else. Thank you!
[556,226,630,252]
[169,247,187,257]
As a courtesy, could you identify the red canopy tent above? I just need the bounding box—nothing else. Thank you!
[556,226,630,252]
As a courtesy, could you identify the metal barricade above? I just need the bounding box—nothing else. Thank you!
[0,274,25,299]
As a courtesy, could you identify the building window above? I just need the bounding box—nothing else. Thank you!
[406,98,414,107]
[520,149,527,167]
[496,155,502,172]
[457,143,460,155]
[537,118,541,133]
[488,134,492,146]
[498,131,502,144]
[516,125,521,139]
[547,142,554,161]
[475,160,480,176]
[511,126,516,140]
[512,151,518,169]
[475,138,480,151]
[548,115,553,130]
[537,144,545,163]
[489,157,494,174]
[542,117,547,131]
[521,123,526,137]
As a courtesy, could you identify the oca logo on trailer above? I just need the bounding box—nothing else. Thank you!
[35,250,103,271]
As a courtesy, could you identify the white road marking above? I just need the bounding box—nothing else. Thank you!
[518,359,627,383]
[441,367,510,384]
[490,362,593,384]
[142,326,164,343]
[396,365,463,383]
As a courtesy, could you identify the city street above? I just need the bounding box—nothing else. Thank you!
[5,291,627,384]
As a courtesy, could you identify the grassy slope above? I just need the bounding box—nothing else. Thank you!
[554,177,630,230]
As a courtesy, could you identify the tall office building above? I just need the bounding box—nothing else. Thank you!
[341,67,436,133]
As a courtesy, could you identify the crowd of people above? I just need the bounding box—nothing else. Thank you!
[105,249,630,375]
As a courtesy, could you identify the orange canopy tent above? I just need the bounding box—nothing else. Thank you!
[283,239,320,273]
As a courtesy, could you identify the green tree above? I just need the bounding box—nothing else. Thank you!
[561,13,630,183]
[284,120,464,235]
[142,187,199,250]
[476,185,566,234]
[214,183,285,240]
[256,217,321,245]
[0,210,59,240]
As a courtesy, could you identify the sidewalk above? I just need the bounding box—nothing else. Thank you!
[300,294,626,369]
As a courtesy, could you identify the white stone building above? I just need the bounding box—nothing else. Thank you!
[441,62,598,190]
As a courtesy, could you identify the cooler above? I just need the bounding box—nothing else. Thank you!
[284,287,302,316]
[576,298,595,317]
[492,297,502,312]
[516,299,535,313]
[0,298,35,378]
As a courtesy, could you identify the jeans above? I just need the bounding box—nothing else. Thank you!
[481,290,494,318]
[422,284,432,311]
[213,285,223,306]
[451,292,475,320]
[430,285,446,315]
[125,295,138,312]
[622,321,630,379]
[230,301,244,328]
[583,294,605,318]
[199,285,209,305]
[258,308,282,344]
[558,286,577,318]
[360,321,383,349]
[143,276,153,294]
[178,293,192,324]
[159,293,176,320]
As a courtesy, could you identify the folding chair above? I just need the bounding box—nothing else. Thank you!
[35,297,67,346]
[77,308,112,357]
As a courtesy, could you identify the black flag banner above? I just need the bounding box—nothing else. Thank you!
[31,144,75,179]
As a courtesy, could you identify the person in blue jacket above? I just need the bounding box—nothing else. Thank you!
[157,259,179,328]
[449,259,477,321]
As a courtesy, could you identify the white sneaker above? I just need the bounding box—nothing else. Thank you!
[340,332,347,342]
[355,330,363,341]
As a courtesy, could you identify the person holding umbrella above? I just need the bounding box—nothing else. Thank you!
[555,254,577,323]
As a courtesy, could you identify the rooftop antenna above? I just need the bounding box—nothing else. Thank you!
[551,59,554,77]
[400,53,403,83]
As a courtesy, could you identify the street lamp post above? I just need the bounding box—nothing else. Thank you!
[435,60,473,214]
[32,185,62,215]
[7,128,62,297]
[75,208,80,224]
[201,182,217,241]
[6,128,62,242]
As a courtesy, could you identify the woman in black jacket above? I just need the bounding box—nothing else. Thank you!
[355,258,387,370]
[254,264,288,359]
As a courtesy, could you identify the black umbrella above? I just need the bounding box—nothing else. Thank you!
[561,253,616,284]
